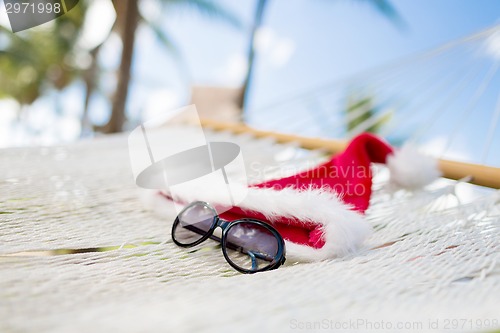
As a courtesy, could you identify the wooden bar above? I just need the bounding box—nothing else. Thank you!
[437,159,500,189]
[200,118,500,189]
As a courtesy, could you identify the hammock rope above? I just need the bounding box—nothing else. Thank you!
[244,24,500,171]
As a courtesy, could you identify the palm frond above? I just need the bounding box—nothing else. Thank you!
[354,0,406,28]
[160,0,242,29]
[138,13,180,58]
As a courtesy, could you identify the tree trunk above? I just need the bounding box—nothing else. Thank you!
[102,0,139,133]
[81,45,101,136]
[237,0,267,121]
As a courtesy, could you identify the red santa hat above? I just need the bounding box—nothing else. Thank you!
[145,133,440,262]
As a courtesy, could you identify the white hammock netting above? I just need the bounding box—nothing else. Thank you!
[1,127,499,332]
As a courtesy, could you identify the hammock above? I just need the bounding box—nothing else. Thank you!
[1,26,499,332]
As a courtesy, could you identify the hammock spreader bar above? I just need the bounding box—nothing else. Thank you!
[200,118,500,189]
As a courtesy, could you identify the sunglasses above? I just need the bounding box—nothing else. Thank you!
[171,201,286,273]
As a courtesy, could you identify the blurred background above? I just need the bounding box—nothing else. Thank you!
[0,0,499,165]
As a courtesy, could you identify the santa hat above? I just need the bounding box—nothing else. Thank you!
[146,133,440,262]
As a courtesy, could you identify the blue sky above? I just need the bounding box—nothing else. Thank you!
[124,0,500,164]
[134,0,500,107]
[1,0,500,164]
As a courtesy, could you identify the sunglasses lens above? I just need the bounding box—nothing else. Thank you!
[224,222,280,272]
[172,202,216,245]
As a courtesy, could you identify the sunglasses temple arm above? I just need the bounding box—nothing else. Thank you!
[180,216,219,238]
[224,240,274,263]
[182,225,270,267]
[183,224,209,238]
[247,251,258,271]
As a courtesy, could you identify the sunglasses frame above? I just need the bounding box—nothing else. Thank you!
[171,201,286,274]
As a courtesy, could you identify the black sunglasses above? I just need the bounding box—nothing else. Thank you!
[171,201,286,274]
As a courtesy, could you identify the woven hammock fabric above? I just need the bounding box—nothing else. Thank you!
[0,128,499,332]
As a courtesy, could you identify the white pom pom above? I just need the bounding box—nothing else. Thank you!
[387,144,441,189]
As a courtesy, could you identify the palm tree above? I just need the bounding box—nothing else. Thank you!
[1,0,240,134]
[237,0,267,117]
[0,3,87,109]
[101,0,241,133]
